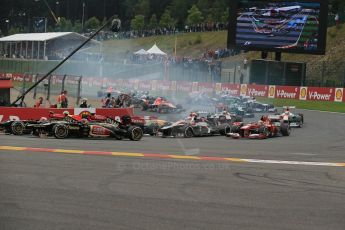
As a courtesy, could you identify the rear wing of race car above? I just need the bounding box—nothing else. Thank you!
[283,106,296,110]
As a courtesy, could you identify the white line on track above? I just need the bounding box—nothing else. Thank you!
[243,159,343,167]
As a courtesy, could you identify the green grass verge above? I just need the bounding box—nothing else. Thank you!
[257,97,345,113]
[101,31,227,59]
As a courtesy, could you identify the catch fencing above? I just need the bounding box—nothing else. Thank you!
[2,73,82,105]
[0,59,162,79]
[306,60,345,87]
[1,57,345,89]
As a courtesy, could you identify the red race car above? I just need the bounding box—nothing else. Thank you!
[227,115,291,139]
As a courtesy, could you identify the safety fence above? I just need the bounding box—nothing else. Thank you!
[2,73,344,103]
[0,59,162,79]
[2,73,83,105]
[1,58,345,87]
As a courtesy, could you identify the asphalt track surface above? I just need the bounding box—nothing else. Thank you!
[1,109,345,230]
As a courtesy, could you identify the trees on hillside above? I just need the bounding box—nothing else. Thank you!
[131,15,145,32]
[1,0,343,35]
[159,9,176,29]
[186,5,204,26]
[85,17,100,31]
[149,14,158,29]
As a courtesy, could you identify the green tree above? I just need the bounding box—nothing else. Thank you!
[159,9,176,28]
[135,0,150,18]
[196,0,209,17]
[8,27,21,35]
[73,20,82,33]
[121,0,138,19]
[221,8,229,24]
[131,15,145,31]
[85,16,100,30]
[149,14,158,29]
[186,5,204,26]
[57,17,73,32]
[211,0,226,22]
[169,0,194,27]
[330,0,345,13]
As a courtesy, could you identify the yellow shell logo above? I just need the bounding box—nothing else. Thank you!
[79,111,91,118]
[269,86,275,97]
[215,83,221,92]
[336,89,343,100]
[240,84,247,95]
[300,88,307,98]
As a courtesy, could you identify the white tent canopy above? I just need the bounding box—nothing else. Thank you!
[134,48,149,55]
[0,32,100,60]
[147,44,167,55]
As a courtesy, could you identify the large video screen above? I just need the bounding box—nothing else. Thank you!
[228,0,328,54]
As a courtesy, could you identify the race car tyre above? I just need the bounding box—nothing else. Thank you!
[280,123,291,136]
[258,127,270,138]
[11,121,25,135]
[128,126,143,141]
[230,125,240,134]
[298,114,304,124]
[234,116,243,122]
[142,104,148,111]
[53,124,69,139]
[32,128,41,136]
[148,124,159,136]
[184,127,194,138]
[219,125,231,136]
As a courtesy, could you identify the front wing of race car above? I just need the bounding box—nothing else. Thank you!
[289,121,302,127]
[227,132,267,139]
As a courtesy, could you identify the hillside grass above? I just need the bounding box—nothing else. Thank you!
[102,31,227,59]
[101,24,345,65]
[257,97,345,113]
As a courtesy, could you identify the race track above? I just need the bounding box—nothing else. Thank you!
[1,109,345,230]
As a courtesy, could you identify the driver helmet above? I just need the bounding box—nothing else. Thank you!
[63,111,70,116]
[190,112,198,117]
[122,115,132,125]
[261,115,268,121]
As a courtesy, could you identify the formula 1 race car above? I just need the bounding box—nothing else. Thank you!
[0,111,71,135]
[0,120,39,135]
[281,106,304,127]
[252,102,277,113]
[227,115,291,139]
[215,104,251,120]
[158,115,231,138]
[142,97,184,114]
[32,115,143,140]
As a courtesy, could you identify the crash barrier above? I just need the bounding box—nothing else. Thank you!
[88,79,345,103]
[0,107,134,122]
[2,73,344,103]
